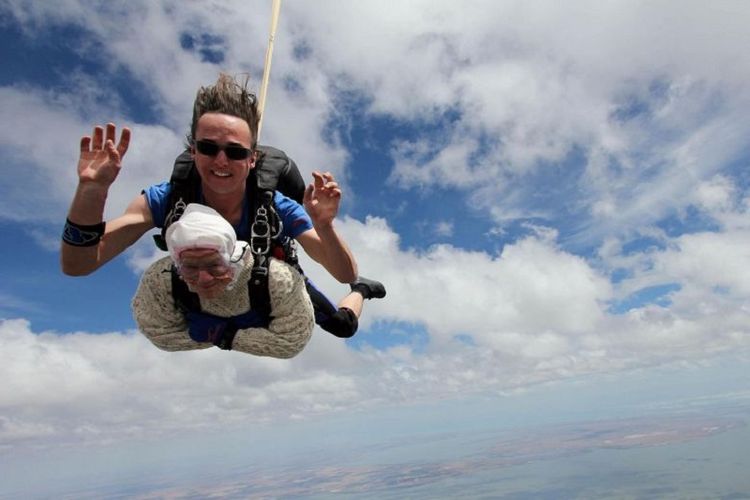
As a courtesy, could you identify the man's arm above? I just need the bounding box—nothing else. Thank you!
[296,226,357,283]
[62,194,155,275]
[296,171,358,283]
[231,259,315,358]
[61,123,155,275]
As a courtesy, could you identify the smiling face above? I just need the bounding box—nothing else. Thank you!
[191,112,256,200]
[177,247,234,299]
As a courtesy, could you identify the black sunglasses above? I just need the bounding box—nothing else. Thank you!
[194,140,253,160]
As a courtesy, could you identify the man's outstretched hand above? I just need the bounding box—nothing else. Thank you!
[78,123,131,189]
[303,171,342,229]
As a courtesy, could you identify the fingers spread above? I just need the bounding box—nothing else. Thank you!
[117,127,131,157]
[311,171,325,188]
[307,171,343,203]
[105,139,120,162]
[105,123,116,145]
[303,183,314,203]
[91,126,104,150]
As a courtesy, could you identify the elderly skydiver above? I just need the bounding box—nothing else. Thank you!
[132,203,314,357]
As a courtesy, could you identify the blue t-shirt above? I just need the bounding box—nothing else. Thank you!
[143,181,313,240]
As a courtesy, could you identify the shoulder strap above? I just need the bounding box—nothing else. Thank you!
[247,187,277,322]
[154,149,200,251]
[249,256,273,322]
[255,144,306,204]
[246,145,308,321]
[170,265,201,314]
[169,265,271,350]
[172,262,270,319]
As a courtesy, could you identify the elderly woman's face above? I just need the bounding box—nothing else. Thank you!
[177,248,233,299]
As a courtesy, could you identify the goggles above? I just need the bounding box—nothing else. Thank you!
[177,262,232,281]
[194,140,253,160]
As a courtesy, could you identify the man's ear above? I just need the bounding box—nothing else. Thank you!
[248,150,258,170]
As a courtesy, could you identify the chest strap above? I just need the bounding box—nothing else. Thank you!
[170,267,271,350]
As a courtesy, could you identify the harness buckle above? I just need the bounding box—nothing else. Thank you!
[252,266,269,280]
[250,206,271,256]
[251,255,269,280]
[268,204,283,239]
[165,198,188,228]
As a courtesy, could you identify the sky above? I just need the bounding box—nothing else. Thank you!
[1,0,750,496]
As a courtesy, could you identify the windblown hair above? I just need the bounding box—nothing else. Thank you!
[190,73,260,147]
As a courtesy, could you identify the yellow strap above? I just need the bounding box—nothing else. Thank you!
[257,0,282,141]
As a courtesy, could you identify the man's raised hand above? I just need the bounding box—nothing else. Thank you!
[303,171,342,229]
[78,123,131,189]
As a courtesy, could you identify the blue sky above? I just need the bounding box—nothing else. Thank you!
[1,0,750,496]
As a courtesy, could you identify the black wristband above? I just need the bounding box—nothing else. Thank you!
[62,218,105,247]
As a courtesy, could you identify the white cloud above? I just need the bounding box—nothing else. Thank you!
[301,215,750,373]
[0,85,182,223]
[0,318,363,448]
[598,173,750,301]
[694,175,736,213]
[656,231,750,297]
[433,220,454,238]
[300,1,750,245]
[4,215,750,450]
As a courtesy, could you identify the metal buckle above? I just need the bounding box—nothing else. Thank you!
[250,206,271,256]
[164,198,188,228]
[267,204,283,239]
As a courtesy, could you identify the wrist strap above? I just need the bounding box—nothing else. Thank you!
[62,218,105,247]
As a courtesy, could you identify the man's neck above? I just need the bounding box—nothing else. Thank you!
[201,189,245,226]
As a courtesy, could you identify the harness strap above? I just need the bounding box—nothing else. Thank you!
[214,320,239,351]
[170,266,201,314]
[248,189,280,322]
[155,150,197,251]
[169,266,270,350]
[249,256,272,322]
